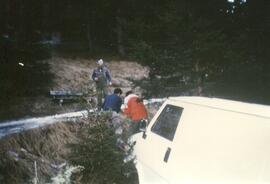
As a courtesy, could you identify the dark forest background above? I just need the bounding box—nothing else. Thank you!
[1,0,270,104]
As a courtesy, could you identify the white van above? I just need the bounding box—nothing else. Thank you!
[132,96,270,184]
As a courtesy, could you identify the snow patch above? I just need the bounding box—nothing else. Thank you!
[50,165,84,184]
[0,98,165,139]
[0,110,90,138]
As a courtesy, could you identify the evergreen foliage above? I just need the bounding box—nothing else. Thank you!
[68,112,137,184]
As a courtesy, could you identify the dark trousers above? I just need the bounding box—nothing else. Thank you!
[96,85,109,110]
[129,121,140,135]
[128,119,148,136]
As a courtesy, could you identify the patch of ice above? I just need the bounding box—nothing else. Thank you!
[50,165,84,184]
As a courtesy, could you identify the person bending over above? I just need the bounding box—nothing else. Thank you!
[102,88,123,113]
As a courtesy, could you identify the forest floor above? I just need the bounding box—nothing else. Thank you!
[41,57,149,114]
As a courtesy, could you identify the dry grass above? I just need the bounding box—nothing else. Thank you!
[46,57,149,95]
[0,121,82,183]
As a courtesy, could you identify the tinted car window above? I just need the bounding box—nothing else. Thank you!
[151,105,183,141]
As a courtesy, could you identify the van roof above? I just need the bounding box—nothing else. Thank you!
[169,96,270,118]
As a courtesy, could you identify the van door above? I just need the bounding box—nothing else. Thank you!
[134,104,184,184]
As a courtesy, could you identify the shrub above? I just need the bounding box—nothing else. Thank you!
[68,112,137,184]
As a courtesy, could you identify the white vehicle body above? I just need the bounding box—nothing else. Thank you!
[132,96,270,184]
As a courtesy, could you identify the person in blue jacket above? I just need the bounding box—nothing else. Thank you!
[102,88,123,113]
[92,59,112,110]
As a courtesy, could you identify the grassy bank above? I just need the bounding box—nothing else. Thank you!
[0,111,138,184]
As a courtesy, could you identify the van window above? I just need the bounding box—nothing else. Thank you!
[151,105,183,141]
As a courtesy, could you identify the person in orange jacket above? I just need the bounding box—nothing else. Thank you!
[123,91,148,135]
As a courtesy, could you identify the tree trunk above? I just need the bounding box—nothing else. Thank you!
[86,11,93,53]
[86,21,93,53]
[194,61,203,96]
[1,1,9,33]
[116,8,125,57]
[86,1,93,53]
[42,0,50,37]
[17,0,25,45]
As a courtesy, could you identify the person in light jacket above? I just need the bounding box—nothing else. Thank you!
[92,59,112,110]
